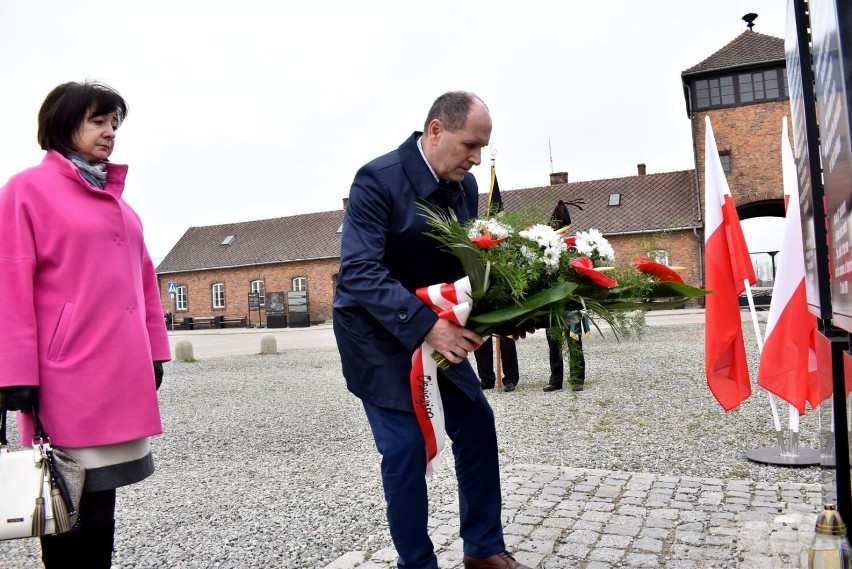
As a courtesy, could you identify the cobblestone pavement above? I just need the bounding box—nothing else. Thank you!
[326,464,822,569]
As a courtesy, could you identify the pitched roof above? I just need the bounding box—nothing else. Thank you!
[682,31,785,77]
[156,210,344,273]
[157,170,698,273]
[480,170,700,235]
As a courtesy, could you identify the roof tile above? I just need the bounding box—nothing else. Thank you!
[682,31,784,76]
[158,170,698,273]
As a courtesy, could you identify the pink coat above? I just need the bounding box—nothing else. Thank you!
[0,151,171,447]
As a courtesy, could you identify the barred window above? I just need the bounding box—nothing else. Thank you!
[251,279,265,306]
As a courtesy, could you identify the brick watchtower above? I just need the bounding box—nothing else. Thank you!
[681,18,790,223]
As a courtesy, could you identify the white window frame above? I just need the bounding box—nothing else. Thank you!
[648,250,669,266]
[212,283,225,309]
[292,277,307,292]
[251,279,265,306]
[176,285,188,311]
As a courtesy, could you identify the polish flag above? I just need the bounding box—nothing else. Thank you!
[411,277,472,477]
[704,115,756,411]
[757,117,819,414]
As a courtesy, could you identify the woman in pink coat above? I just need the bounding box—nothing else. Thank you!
[0,81,171,567]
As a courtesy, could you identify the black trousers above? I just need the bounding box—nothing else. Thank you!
[40,488,116,568]
[547,330,585,387]
[473,336,519,386]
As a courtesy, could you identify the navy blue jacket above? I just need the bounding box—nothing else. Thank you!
[333,132,481,411]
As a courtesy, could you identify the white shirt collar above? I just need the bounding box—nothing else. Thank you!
[416,136,440,183]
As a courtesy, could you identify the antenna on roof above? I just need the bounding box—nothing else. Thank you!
[742,13,758,31]
[548,139,554,173]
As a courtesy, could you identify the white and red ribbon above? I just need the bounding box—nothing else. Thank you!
[411,276,472,477]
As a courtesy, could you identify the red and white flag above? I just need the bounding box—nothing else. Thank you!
[704,115,756,411]
[757,117,819,414]
[411,277,472,477]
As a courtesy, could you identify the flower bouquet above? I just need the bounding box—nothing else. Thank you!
[418,204,709,365]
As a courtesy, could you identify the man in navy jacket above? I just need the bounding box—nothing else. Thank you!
[334,92,529,569]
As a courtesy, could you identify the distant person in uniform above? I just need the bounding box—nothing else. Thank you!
[474,336,521,392]
[544,199,588,393]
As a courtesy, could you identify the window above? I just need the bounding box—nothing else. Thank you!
[176,285,188,311]
[251,279,265,306]
[693,67,788,110]
[719,152,732,173]
[212,283,225,309]
[738,70,785,103]
[221,235,235,246]
[608,193,621,206]
[292,277,307,292]
[648,250,669,266]
[695,76,735,108]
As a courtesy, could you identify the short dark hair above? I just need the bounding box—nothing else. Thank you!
[37,81,128,155]
[424,91,487,132]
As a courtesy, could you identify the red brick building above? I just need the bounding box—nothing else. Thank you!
[156,28,787,325]
[155,169,702,325]
[682,30,789,219]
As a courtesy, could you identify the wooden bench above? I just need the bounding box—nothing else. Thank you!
[174,316,215,330]
[217,316,247,328]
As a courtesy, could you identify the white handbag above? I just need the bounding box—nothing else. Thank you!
[0,410,84,541]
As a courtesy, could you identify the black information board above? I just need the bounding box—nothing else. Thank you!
[811,0,852,332]
[785,0,834,319]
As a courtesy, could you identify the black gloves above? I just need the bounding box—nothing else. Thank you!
[153,361,164,390]
[0,386,38,413]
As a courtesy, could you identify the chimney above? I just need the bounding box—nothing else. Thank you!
[342,197,349,210]
[550,171,568,185]
[637,163,646,176]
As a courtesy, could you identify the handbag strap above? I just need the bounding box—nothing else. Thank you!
[30,405,49,441]
[0,409,7,447]
[0,405,49,446]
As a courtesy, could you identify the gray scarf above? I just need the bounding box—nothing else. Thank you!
[68,154,107,189]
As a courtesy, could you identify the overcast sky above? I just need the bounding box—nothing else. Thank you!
[0,1,789,262]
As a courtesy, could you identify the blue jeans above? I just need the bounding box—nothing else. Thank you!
[362,376,505,568]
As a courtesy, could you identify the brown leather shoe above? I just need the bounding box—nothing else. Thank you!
[462,551,531,569]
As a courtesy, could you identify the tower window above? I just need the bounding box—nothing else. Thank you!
[693,68,788,110]
[719,153,732,174]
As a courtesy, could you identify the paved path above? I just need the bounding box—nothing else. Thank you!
[325,465,820,568]
[172,309,822,568]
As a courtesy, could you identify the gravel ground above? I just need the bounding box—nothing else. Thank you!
[0,321,824,568]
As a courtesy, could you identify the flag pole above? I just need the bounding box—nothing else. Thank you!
[489,157,504,390]
[742,279,782,431]
[743,116,819,466]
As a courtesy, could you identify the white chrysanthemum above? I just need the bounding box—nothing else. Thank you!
[468,219,488,238]
[519,224,557,247]
[468,218,512,239]
[597,241,615,262]
[485,219,512,239]
[541,246,562,273]
[575,229,615,263]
